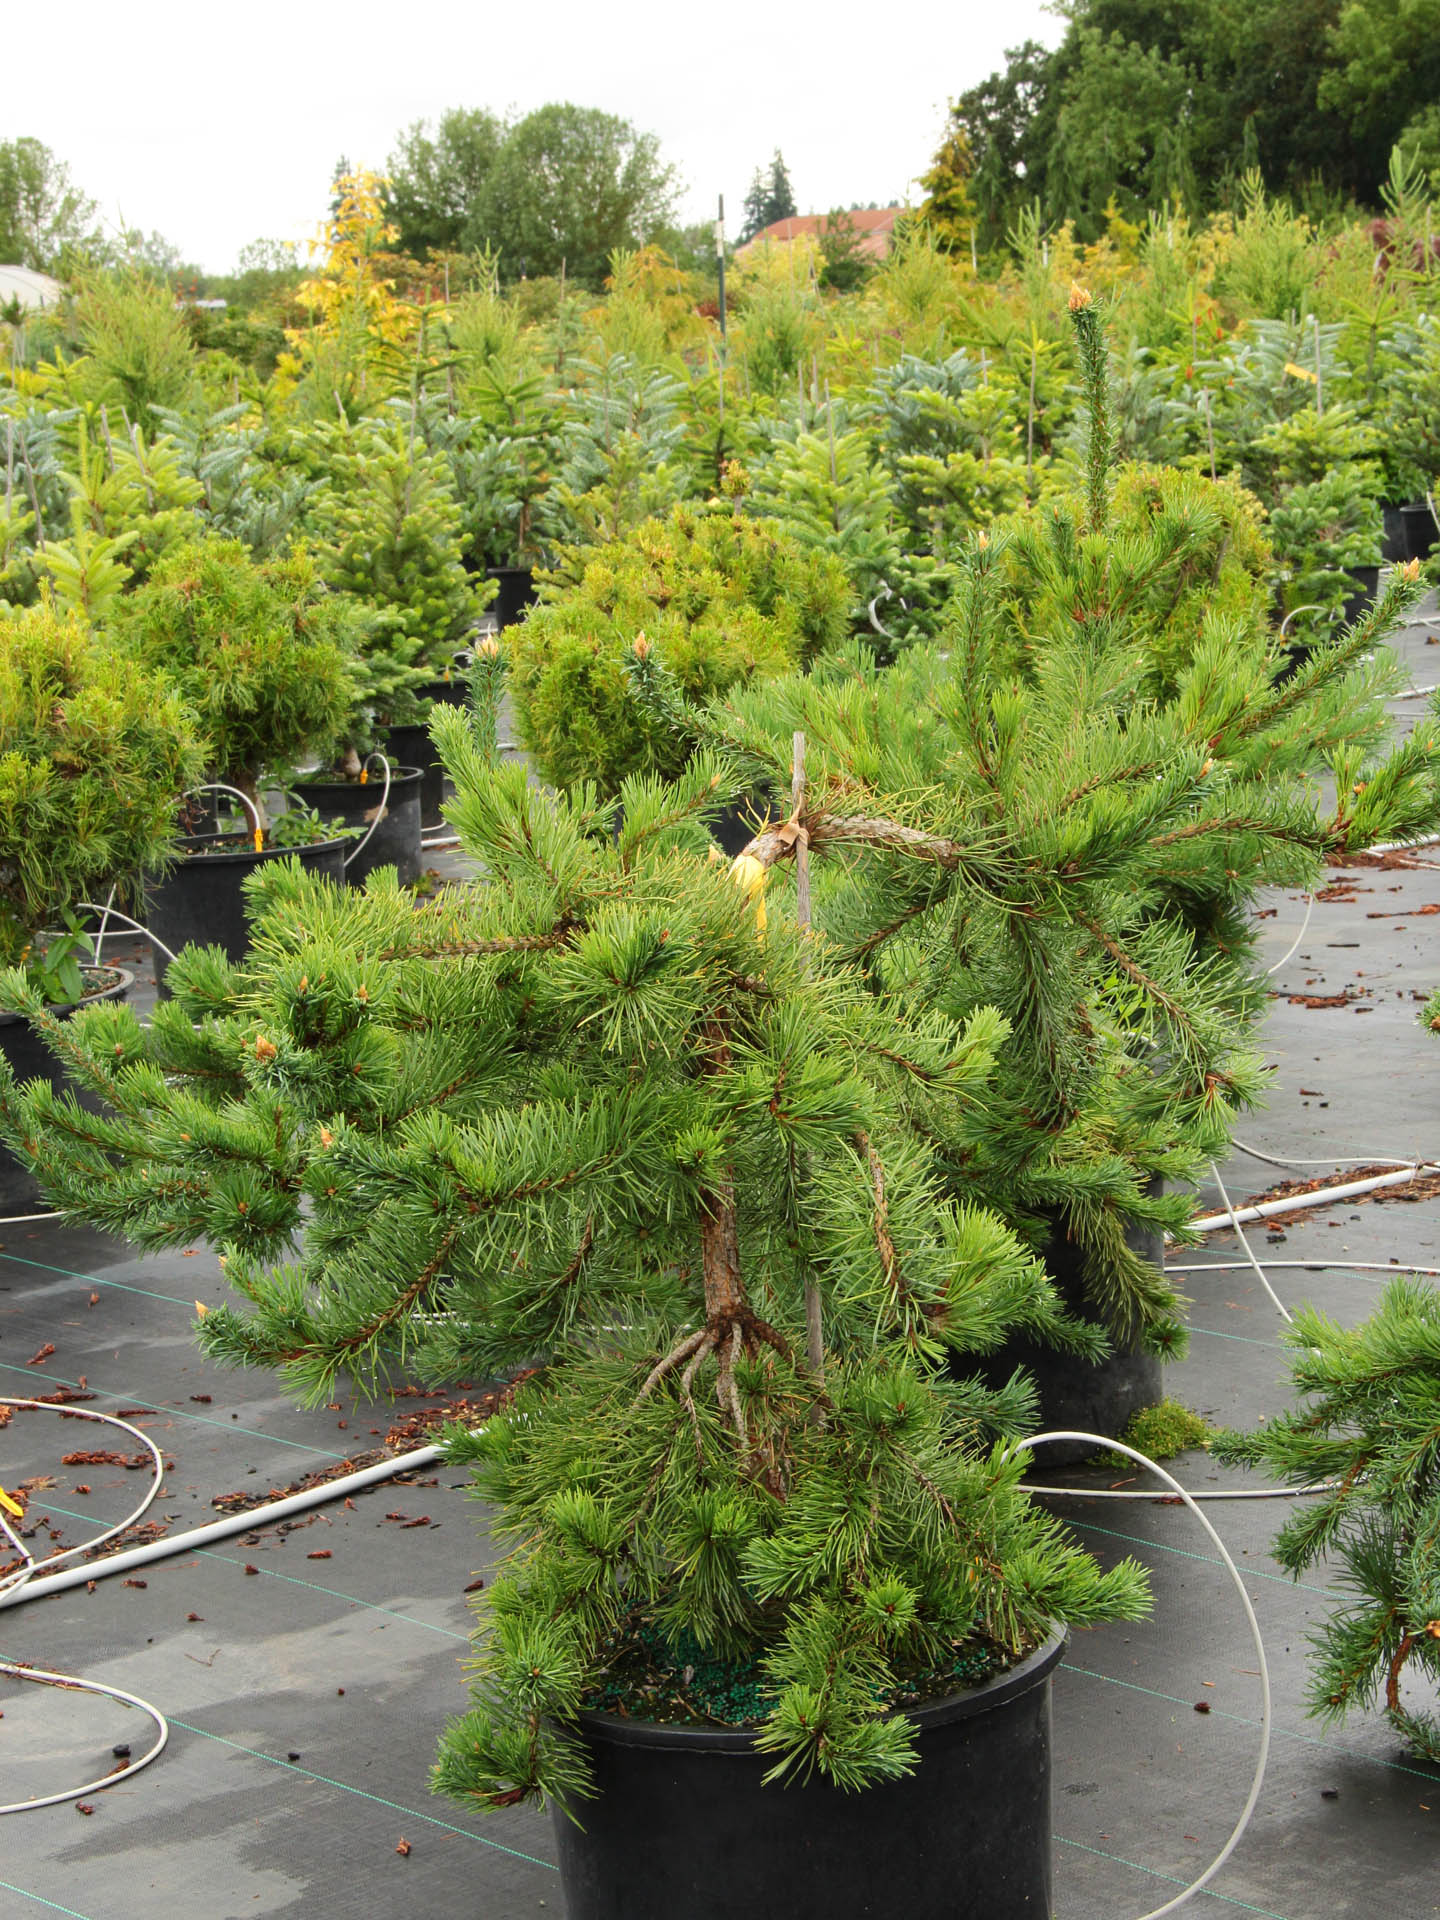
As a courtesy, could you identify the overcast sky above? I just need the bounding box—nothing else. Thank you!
[11,1,1062,274]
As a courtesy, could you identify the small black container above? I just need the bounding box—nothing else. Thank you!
[0,970,133,1209]
[422,675,470,710]
[383,721,447,830]
[1340,564,1381,626]
[1401,501,1437,564]
[485,565,537,630]
[145,834,347,994]
[1382,505,1410,563]
[552,1627,1066,1920]
[290,768,424,888]
[965,1210,1164,1464]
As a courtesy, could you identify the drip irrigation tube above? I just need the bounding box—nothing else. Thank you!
[341,754,393,870]
[1012,1432,1273,1920]
[1,1399,171,1812]
[0,1664,169,1814]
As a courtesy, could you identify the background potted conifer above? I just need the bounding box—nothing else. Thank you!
[310,421,491,839]
[114,533,357,983]
[0,662,1148,1918]
[653,293,1440,1450]
[0,598,204,1200]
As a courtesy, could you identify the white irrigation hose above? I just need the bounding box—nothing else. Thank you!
[75,903,179,967]
[341,753,393,871]
[0,1401,165,1599]
[1,1400,172,1811]
[0,1436,447,1609]
[1208,1160,1294,1322]
[183,782,261,839]
[1229,1139,1430,1173]
[0,1663,169,1813]
[1264,890,1314,975]
[1171,1259,1440,1277]
[1014,1432,1272,1920]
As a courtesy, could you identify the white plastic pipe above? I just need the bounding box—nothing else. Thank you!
[0,1439,445,1609]
[1189,1164,1434,1234]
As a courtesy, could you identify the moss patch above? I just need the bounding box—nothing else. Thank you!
[1104,1397,1212,1470]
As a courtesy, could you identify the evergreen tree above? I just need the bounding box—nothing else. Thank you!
[739,151,798,244]
[818,210,874,293]
[314,422,485,756]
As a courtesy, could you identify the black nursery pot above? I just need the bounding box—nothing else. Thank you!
[1382,505,1410,563]
[1341,564,1381,625]
[383,722,447,830]
[290,767,424,889]
[552,1627,1067,1920]
[423,674,470,709]
[145,833,347,995]
[964,1211,1164,1464]
[0,969,132,1209]
[485,565,537,630]
[1401,500,1438,564]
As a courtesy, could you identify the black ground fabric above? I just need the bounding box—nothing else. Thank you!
[3,604,1439,1918]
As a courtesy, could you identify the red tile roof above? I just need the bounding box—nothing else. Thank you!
[740,207,905,260]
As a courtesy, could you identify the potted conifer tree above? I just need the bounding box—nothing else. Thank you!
[0,599,205,1201]
[114,534,358,985]
[0,664,1149,1918]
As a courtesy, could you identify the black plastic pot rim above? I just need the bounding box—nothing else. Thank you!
[169,832,352,867]
[0,966,133,1032]
[571,1624,1067,1756]
[290,766,424,797]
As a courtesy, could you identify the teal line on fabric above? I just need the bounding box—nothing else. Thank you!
[1062,1661,1440,1784]
[198,1546,470,1640]
[1187,1325,1283,1351]
[1065,1514,1337,1596]
[0,1359,350,1461]
[1055,1838,1291,1918]
[0,1881,97,1920]
[169,1720,560,1871]
[20,1499,471,1644]
[0,1246,195,1305]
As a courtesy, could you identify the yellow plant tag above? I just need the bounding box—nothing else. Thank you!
[1282,360,1319,384]
[0,1486,23,1518]
[729,852,768,933]
[194,1300,209,1318]
[253,826,264,852]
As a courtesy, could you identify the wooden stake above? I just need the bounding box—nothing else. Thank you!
[792,730,821,1381]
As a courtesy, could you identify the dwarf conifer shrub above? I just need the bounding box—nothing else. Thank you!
[508,501,849,793]
[0,602,204,979]
[114,535,357,800]
[658,298,1440,1352]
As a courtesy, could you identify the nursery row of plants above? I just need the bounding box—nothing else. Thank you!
[3,157,1440,1913]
